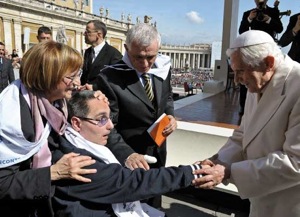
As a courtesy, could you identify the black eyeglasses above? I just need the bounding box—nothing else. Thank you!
[76,115,113,127]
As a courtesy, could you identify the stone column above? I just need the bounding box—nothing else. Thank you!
[3,18,13,54]
[191,53,195,69]
[187,53,190,69]
[52,27,58,42]
[207,53,211,68]
[172,53,175,68]
[214,0,239,84]
[82,31,87,55]
[13,19,22,56]
[75,30,81,53]
[201,54,205,68]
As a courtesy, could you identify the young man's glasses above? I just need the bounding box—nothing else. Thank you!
[76,115,113,127]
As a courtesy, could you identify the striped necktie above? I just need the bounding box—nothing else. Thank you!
[141,73,154,102]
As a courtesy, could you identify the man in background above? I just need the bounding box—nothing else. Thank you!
[80,20,122,85]
[0,42,15,93]
[36,26,52,43]
[279,13,300,63]
[238,0,283,116]
[239,0,283,39]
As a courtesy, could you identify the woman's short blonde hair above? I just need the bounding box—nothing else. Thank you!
[20,41,83,93]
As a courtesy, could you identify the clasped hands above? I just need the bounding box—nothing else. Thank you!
[191,156,231,189]
[248,10,271,23]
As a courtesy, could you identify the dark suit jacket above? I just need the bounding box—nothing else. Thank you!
[93,61,174,168]
[0,91,54,217]
[239,5,283,39]
[279,13,300,63]
[0,57,15,92]
[81,42,122,84]
[51,135,194,217]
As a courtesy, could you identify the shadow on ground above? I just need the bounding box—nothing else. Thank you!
[173,93,195,101]
[162,202,215,217]
[162,187,250,217]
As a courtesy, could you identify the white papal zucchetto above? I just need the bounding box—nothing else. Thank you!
[230,30,275,49]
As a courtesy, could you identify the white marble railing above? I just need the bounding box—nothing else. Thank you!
[166,121,238,195]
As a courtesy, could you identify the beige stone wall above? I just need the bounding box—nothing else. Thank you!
[0,0,127,56]
[48,0,92,13]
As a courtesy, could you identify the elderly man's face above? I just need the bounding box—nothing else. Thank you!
[125,40,159,73]
[230,51,274,93]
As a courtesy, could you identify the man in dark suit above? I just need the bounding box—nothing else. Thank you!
[0,42,15,93]
[279,13,300,63]
[239,0,283,40]
[238,0,283,116]
[81,20,122,85]
[92,23,177,208]
[51,90,202,217]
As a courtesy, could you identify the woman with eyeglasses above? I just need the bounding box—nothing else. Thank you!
[0,41,97,217]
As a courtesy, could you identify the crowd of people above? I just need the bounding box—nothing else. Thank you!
[171,68,213,91]
[1,1,300,216]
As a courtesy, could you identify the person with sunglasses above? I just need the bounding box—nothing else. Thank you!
[0,41,98,217]
[51,90,204,217]
[80,20,122,85]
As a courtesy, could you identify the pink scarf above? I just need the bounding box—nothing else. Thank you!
[29,90,68,168]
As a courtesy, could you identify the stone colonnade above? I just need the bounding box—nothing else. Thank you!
[160,51,211,69]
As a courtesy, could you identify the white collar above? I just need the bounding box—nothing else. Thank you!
[93,40,106,56]
[65,125,119,164]
[122,52,171,80]
[64,125,156,217]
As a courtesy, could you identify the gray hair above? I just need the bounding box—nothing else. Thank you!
[67,90,96,122]
[226,42,284,69]
[125,23,161,49]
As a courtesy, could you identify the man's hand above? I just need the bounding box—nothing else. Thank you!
[194,159,215,167]
[50,152,97,182]
[162,115,177,136]
[125,153,157,170]
[192,164,228,189]
[248,9,257,21]
[93,90,109,104]
[262,14,271,23]
[192,157,231,189]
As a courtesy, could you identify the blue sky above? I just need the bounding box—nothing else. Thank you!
[93,0,299,45]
